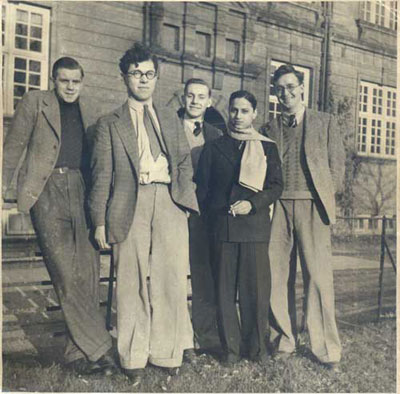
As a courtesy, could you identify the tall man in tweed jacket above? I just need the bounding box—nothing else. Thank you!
[262,64,345,369]
[89,43,199,382]
[2,57,115,375]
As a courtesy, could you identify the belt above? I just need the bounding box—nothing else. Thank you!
[52,167,80,174]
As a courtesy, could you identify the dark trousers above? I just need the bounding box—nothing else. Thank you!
[31,170,112,363]
[189,214,221,350]
[215,241,271,360]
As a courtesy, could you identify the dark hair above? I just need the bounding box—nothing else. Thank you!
[272,64,304,85]
[119,42,159,74]
[52,57,84,79]
[184,78,211,96]
[229,90,257,110]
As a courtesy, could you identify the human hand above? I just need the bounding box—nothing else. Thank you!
[230,200,252,216]
[94,225,111,250]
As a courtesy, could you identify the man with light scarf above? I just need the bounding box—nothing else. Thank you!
[195,90,283,365]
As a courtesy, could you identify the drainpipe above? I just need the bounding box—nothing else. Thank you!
[320,2,332,112]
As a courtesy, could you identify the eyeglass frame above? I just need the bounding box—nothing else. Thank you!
[274,83,302,96]
[126,70,157,80]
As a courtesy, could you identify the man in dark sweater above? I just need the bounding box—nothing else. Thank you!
[2,57,115,375]
[262,64,345,371]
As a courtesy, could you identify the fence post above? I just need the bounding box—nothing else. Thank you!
[377,216,386,322]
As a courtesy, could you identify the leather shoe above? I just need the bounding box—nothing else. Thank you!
[166,367,180,376]
[67,358,97,375]
[124,368,145,386]
[92,351,117,376]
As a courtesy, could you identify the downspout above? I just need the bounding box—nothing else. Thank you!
[320,2,332,112]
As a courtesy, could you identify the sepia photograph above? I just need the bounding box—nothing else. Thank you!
[1,0,397,392]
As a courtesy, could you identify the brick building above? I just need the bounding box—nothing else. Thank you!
[2,1,397,253]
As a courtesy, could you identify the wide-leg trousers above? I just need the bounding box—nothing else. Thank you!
[215,241,271,360]
[269,199,341,363]
[188,214,220,350]
[31,170,112,363]
[113,184,193,369]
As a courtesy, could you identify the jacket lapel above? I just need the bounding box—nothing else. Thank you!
[114,102,140,171]
[214,136,238,167]
[41,90,61,140]
[154,105,174,158]
[303,109,320,161]
[78,96,92,131]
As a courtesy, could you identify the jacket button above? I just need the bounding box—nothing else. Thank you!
[53,145,57,150]
[43,177,47,181]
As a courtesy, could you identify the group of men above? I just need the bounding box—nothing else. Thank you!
[3,42,345,384]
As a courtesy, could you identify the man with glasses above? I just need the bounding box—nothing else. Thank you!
[89,43,198,384]
[261,64,345,371]
[2,57,115,375]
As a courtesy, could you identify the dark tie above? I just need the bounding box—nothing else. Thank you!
[143,104,161,160]
[283,114,297,128]
[193,121,202,136]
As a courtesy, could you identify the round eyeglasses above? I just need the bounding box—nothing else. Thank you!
[275,84,301,95]
[126,70,157,80]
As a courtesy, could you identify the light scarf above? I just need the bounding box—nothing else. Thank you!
[228,126,275,192]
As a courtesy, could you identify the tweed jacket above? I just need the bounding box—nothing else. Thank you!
[195,135,283,243]
[260,108,345,224]
[2,90,100,213]
[88,102,199,244]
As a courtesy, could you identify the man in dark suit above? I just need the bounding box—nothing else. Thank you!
[2,57,115,375]
[89,43,199,384]
[180,78,223,354]
[262,64,345,371]
[196,90,283,364]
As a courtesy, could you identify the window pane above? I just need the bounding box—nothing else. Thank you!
[31,13,43,26]
[15,36,28,49]
[162,24,179,51]
[2,5,6,46]
[14,71,26,83]
[29,60,41,72]
[16,9,28,23]
[15,57,27,70]
[29,40,42,52]
[196,32,211,58]
[30,26,42,39]
[14,84,26,97]
[29,74,40,86]
[15,23,28,36]
[226,39,240,63]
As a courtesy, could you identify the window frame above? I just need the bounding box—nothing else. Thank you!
[357,80,396,159]
[2,2,50,116]
[360,1,398,30]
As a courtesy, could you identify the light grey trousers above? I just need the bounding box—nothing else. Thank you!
[113,184,193,369]
[269,199,341,363]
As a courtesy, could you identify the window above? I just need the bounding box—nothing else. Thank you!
[226,39,240,64]
[360,1,398,30]
[268,60,311,121]
[2,2,50,115]
[162,24,180,51]
[357,81,396,158]
[196,32,211,58]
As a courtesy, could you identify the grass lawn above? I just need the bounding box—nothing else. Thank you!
[3,319,395,393]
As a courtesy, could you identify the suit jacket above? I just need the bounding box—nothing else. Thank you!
[196,135,283,243]
[88,102,199,244]
[2,90,100,213]
[260,108,345,224]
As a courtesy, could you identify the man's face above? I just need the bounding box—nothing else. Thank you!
[183,83,211,120]
[275,72,304,113]
[229,97,257,131]
[53,68,83,103]
[124,60,157,102]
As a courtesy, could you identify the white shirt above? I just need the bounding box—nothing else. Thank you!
[128,97,171,185]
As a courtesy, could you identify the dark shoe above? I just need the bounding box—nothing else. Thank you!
[183,349,197,364]
[67,358,97,375]
[165,367,180,376]
[92,351,117,376]
[221,353,241,367]
[124,368,145,387]
[273,351,293,362]
[324,362,340,373]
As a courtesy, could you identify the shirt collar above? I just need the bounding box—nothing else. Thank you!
[128,96,153,112]
[282,105,305,125]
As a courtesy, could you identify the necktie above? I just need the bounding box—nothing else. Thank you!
[193,121,202,136]
[143,104,161,160]
[283,114,297,128]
